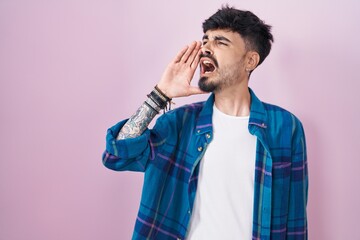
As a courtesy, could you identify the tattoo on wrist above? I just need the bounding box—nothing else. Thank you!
[117,102,158,140]
[116,86,172,140]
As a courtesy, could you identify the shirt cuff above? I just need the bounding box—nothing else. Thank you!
[105,119,150,159]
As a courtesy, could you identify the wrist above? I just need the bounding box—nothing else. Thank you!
[156,83,173,99]
[154,85,171,101]
[146,86,173,113]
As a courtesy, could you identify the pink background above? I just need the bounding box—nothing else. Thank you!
[1,0,359,239]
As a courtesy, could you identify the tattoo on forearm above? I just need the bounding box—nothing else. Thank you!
[117,102,158,140]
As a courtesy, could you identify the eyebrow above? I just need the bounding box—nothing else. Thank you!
[202,35,232,43]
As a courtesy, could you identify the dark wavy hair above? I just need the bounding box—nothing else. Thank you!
[203,6,274,66]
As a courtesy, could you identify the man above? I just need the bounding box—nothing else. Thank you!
[102,6,308,240]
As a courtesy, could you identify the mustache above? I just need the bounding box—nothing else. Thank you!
[199,53,219,68]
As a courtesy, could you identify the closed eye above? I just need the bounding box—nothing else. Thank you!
[202,41,227,46]
[202,34,232,47]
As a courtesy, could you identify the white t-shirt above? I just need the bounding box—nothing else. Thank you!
[187,104,257,240]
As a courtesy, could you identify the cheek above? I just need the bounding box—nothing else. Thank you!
[219,55,243,69]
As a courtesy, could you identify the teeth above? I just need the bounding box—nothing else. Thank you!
[203,60,211,65]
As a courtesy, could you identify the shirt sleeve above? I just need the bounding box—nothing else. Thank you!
[102,116,161,172]
[102,113,171,172]
[287,118,309,239]
[102,119,152,172]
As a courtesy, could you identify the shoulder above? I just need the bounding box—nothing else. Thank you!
[263,102,303,127]
[261,102,305,143]
[250,88,303,132]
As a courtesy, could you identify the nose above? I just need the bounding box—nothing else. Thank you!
[201,44,213,55]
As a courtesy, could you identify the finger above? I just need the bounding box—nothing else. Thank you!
[173,45,189,63]
[189,86,207,95]
[180,41,197,63]
[187,42,201,66]
[190,47,202,69]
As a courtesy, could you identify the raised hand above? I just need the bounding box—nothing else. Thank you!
[157,41,206,98]
[117,42,206,140]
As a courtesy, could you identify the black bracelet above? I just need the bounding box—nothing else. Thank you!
[147,97,162,111]
[147,93,161,108]
[154,85,172,102]
[144,100,159,114]
[146,86,173,113]
[148,91,168,109]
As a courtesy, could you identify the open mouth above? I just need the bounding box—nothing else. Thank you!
[200,59,216,74]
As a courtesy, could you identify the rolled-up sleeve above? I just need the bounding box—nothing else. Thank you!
[102,119,152,172]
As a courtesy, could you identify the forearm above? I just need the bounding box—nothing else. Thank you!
[117,85,172,140]
[117,102,158,140]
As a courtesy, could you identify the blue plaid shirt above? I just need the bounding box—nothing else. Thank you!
[103,88,308,240]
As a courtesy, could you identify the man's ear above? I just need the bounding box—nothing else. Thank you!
[246,51,260,71]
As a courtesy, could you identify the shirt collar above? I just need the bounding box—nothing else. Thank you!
[195,88,268,135]
[248,88,268,130]
[195,94,214,135]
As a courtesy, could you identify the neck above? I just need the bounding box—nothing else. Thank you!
[214,81,251,117]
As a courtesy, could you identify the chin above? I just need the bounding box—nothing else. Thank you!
[198,76,217,92]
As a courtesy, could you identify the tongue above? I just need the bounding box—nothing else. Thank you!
[206,63,215,72]
[210,64,215,71]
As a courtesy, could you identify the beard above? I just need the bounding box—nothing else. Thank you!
[198,66,242,93]
[198,76,217,92]
[198,53,247,93]
[198,69,240,92]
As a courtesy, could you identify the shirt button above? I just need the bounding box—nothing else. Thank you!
[197,130,201,133]
[206,133,211,139]
[188,210,191,214]
[198,146,203,152]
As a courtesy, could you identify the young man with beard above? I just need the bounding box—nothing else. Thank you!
[102,6,308,240]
